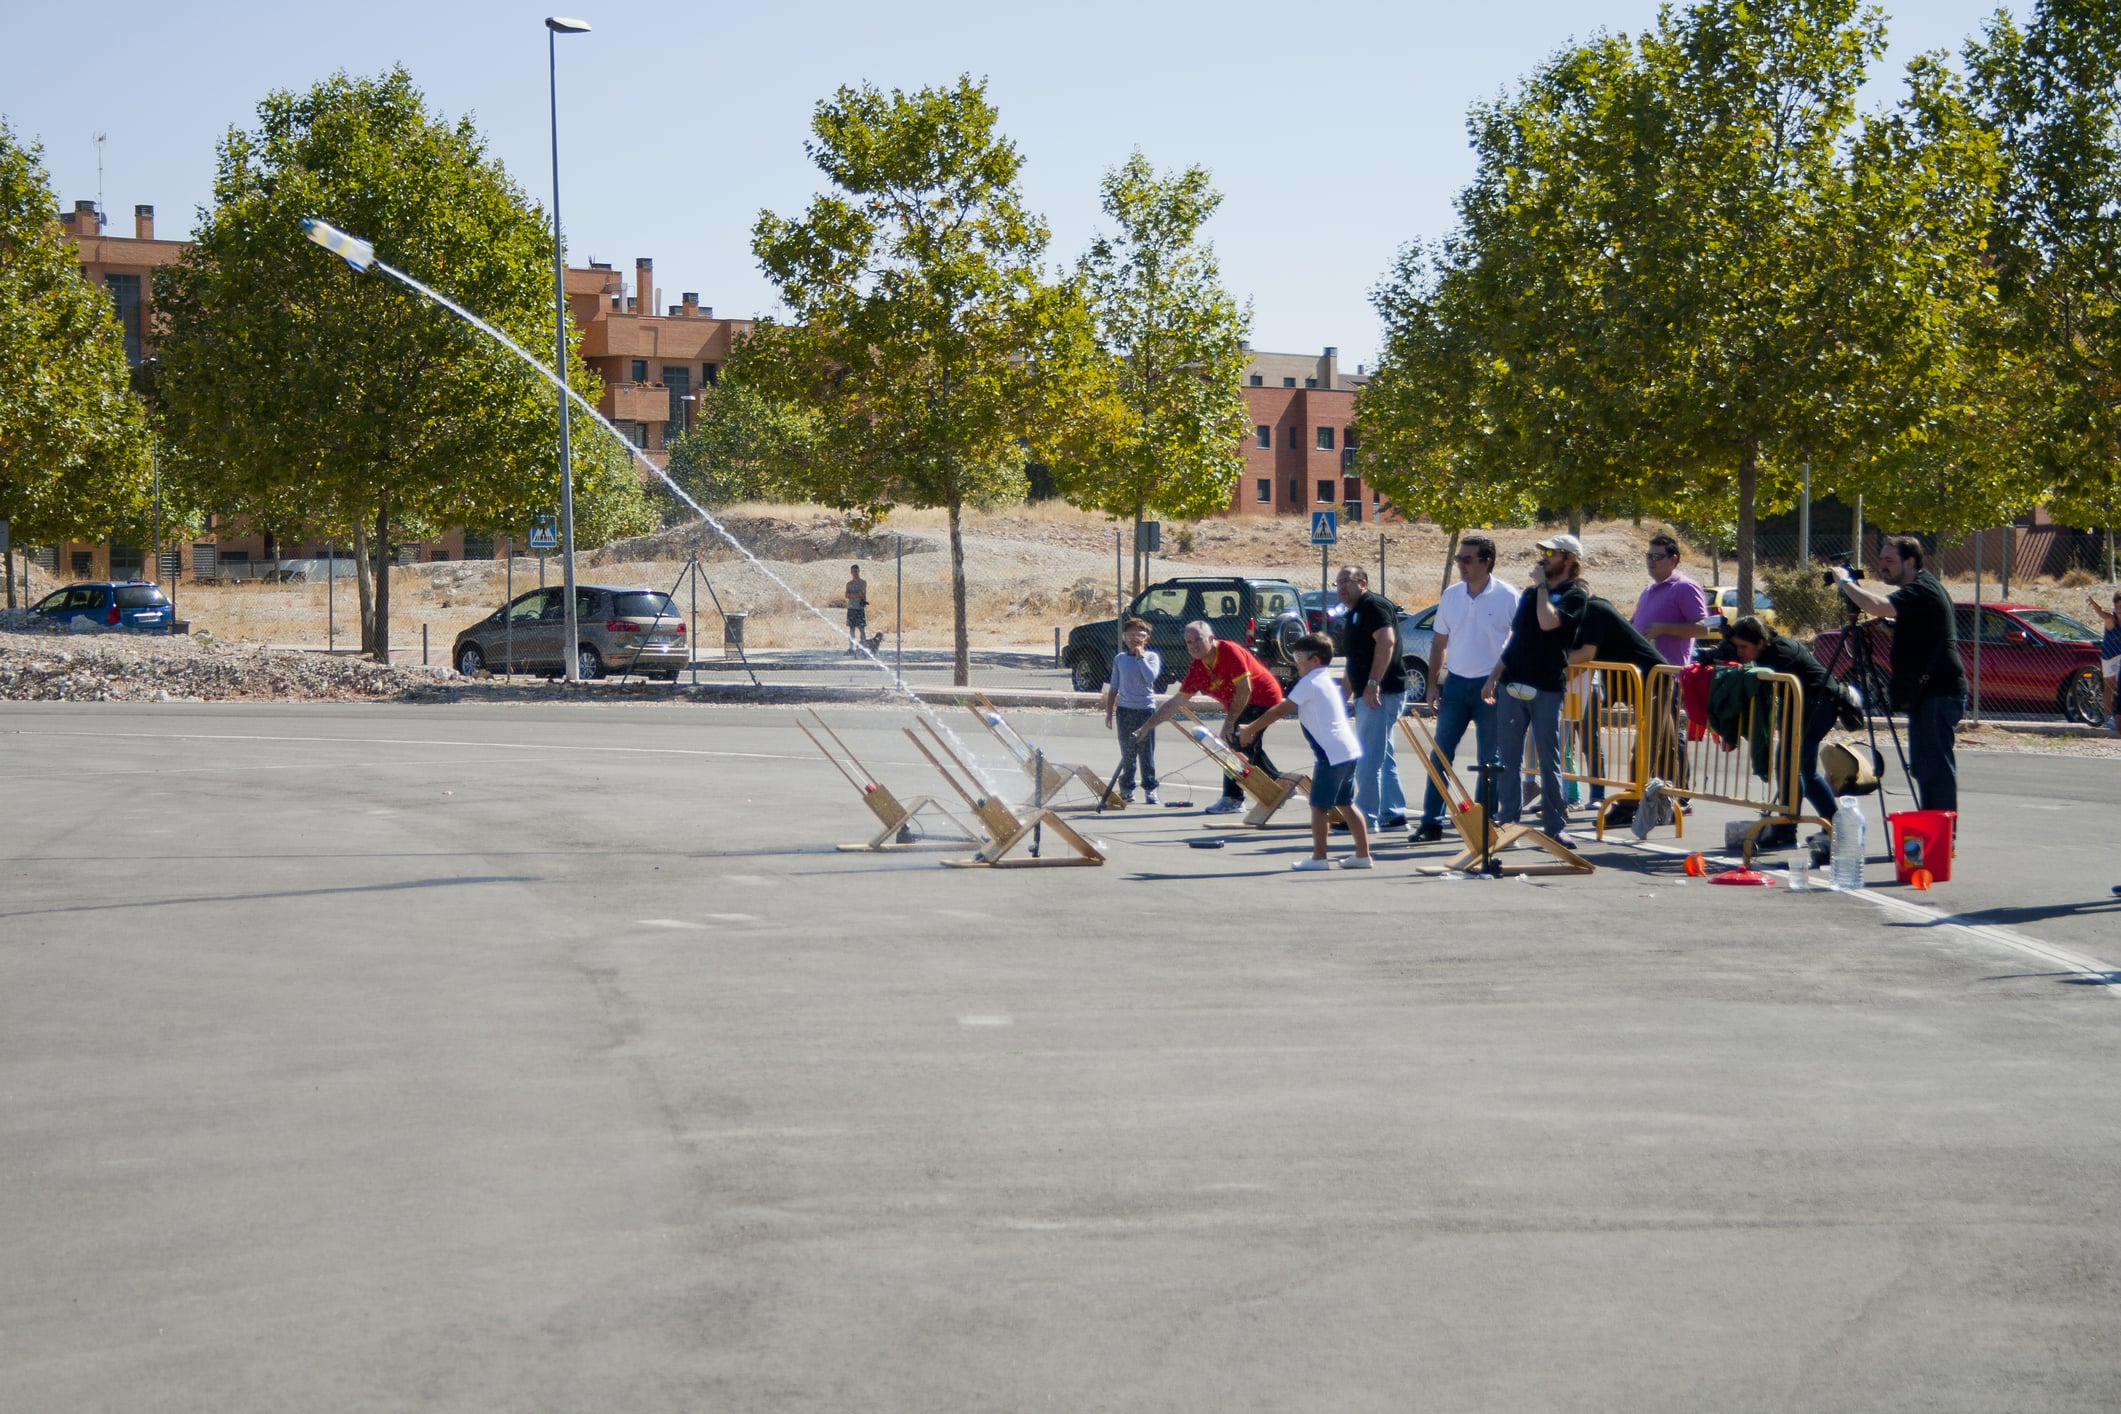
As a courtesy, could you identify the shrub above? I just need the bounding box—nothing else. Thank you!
[1760,562,1846,638]
[1174,525,1197,555]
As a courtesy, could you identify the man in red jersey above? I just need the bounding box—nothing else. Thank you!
[1135,620,1285,814]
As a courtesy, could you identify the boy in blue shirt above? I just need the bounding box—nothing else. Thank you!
[1101,617,1162,803]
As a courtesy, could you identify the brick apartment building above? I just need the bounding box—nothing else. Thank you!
[46,203,747,580]
[1229,346,1378,521]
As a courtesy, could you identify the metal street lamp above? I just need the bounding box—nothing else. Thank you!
[547,15,591,681]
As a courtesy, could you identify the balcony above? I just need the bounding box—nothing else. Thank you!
[603,383,669,424]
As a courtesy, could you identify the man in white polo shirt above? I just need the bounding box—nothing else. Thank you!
[1412,534,1517,843]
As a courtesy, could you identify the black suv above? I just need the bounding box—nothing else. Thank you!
[1063,577,1308,692]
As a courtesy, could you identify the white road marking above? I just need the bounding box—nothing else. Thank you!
[957,1015,1013,1027]
[635,918,710,930]
[704,912,760,923]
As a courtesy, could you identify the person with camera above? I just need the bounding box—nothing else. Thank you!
[1484,534,1589,840]
[1724,615,1842,846]
[1830,535,1967,813]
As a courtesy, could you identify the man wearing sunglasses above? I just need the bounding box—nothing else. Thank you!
[1412,535,1516,843]
[1631,534,1713,667]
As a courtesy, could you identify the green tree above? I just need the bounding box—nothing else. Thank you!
[738,77,1086,685]
[1968,0,2121,571]
[665,378,821,509]
[1058,152,1250,594]
[153,68,640,662]
[0,119,152,604]
[1357,242,1538,597]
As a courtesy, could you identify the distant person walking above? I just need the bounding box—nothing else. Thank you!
[1135,621,1285,814]
[1335,565,1407,831]
[2090,590,2120,733]
[1101,617,1162,804]
[844,564,869,653]
[1413,535,1515,843]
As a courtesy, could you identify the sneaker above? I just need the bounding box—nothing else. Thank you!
[1410,821,1445,843]
[1204,797,1244,815]
[1339,855,1374,870]
[1143,790,1158,805]
[1292,857,1334,871]
[1378,814,1409,831]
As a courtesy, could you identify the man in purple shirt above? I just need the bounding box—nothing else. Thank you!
[1630,533,1713,666]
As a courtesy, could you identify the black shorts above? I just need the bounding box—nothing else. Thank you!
[847,606,868,629]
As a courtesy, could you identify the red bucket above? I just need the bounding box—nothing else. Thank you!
[1887,810,1956,885]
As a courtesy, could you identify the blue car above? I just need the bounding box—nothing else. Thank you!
[30,581,175,631]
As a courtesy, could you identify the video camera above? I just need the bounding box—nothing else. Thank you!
[1821,553,1866,587]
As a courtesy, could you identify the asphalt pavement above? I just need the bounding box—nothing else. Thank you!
[2,700,2117,1411]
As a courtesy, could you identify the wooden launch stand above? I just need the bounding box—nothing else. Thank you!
[1397,709,1593,877]
[903,720,1106,869]
[796,710,978,852]
[968,694,1122,809]
[1175,707,1310,828]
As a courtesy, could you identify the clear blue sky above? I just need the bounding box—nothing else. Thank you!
[5,0,2005,366]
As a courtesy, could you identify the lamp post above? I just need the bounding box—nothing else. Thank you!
[547,15,591,681]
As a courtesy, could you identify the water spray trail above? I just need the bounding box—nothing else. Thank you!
[300,221,1003,793]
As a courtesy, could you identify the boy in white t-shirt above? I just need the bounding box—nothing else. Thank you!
[1237,633,1371,870]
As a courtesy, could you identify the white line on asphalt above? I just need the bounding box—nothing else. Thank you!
[1624,837,2121,997]
[4,728,818,762]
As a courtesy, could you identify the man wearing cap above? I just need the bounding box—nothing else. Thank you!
[1485,534,1589,840]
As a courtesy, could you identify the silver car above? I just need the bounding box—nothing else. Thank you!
[452,585,690,681]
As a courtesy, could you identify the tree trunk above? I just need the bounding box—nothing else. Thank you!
[1568,505,1584,537]
[5,549,15,609]
[948,496,969,687]
[1439,527,1460,600]
[1735,441,1759,619]
[372,495,392,666]
[352,521,376,654]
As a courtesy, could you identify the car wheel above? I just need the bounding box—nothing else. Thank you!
[577,646,604,681]
[455,643,485,676]
[1069,654,1106,693]
[1402,658,1429,705]
[1274,615,1304,661]
[2059,667,2102,724]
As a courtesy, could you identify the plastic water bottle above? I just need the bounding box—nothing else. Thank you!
[1831,795,1867,891]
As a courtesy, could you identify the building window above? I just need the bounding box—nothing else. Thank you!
[1346,498,1362,522]
[1282,377,1296,388]
[613,419,648,448]
[105,274,142,366]
[1304,378,1318,389]
[664,366,691,432]
[703,361,718,386]
[1344,426,1358,450]
[1287,425,1298,449]
[1248,374,1263,387]
[1316,426,1335,451]
[462,532,495,560]
[72,550,93,577]
[1289,480,1303,505]
[1256,424,1270,449]
[1317,480,1335,503]
[1255,479,1271,503]
[630,359,648,383]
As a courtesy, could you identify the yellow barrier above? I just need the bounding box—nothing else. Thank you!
[1642,664,1831,863]
[1556,661,1651,837]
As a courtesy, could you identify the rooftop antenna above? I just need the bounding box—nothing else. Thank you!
[93,132,106,228]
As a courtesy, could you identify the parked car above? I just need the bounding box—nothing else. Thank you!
[1812,600,2104,723]
[1704,585,1778,629]
[1298,589,1440,702]
[1062,576,1307,692]
[30,581,175,631]
[451,585,689,681]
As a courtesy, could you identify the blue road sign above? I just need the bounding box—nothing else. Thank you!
[1311,510,1338,545]
[528,515,558,550]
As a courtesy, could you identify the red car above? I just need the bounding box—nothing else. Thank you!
[1814,601,2105,723]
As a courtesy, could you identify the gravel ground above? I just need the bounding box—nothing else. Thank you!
[0,621,456,702]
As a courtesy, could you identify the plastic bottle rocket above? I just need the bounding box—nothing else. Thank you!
[1831,794,1867,891]
[301,218,375,272]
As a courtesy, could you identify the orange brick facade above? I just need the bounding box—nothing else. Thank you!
[1226,346,1378,522]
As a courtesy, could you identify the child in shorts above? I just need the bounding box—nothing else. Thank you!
[1237,632,1371,870]
[2090,591,2120,733]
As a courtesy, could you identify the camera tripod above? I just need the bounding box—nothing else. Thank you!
[1814,593,1920,858]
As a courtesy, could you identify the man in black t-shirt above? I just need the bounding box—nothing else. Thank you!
[1484,535,1589,837]
[1832,535,1966,813]
[1567,596,1668,818]
[1728,615,1841,839]
[1335,566,1408,829]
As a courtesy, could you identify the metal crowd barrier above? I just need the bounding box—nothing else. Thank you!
[1558,660,1651,837]
[1642,664,1827,863]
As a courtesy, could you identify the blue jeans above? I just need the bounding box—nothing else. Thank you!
[1419,674,1498,828]
[1352,691,1407,826]
[1497,687,1567,836]
[1907,692,1962,814]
